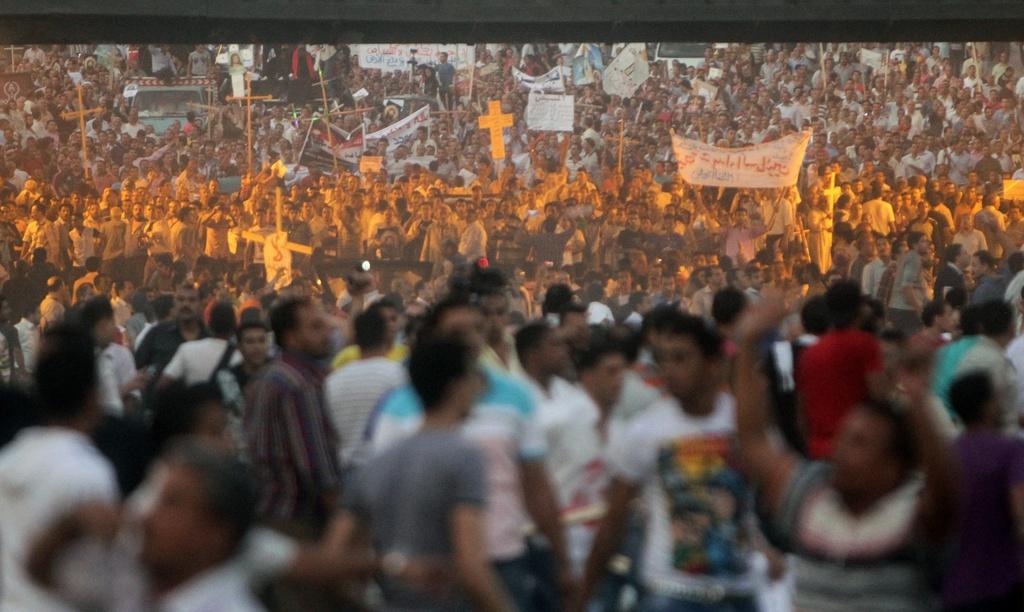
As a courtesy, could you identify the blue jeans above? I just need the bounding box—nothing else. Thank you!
[639,593,758,612]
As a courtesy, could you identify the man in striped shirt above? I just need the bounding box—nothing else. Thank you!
[245,296,341,531]
[325,306,406,476]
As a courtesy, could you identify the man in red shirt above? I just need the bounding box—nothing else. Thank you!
[797,280,884,459]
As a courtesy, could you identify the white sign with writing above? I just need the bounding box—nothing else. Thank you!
[526,93,574,132]
[353,44,473,74]
[602,43,649,98]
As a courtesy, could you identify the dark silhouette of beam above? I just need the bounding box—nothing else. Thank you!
[0,1,1022,43]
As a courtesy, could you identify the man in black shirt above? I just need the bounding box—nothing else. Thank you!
[135,282,206,378]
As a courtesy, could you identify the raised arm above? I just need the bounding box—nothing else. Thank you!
[733,298,800,514]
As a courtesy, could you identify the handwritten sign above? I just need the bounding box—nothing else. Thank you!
[359,156,383,175]
[526,93,574,132]
[602,43,649,98]
[692,79,719,102]
[672,131,811,188]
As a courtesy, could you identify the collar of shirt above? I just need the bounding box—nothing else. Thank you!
[281,349,327,382]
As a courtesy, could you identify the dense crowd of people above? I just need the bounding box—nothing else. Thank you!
[1,40,1024,611]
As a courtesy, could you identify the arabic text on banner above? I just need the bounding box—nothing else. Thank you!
[365,105,431,152]
[353,44,473,75]
[602,43,649,98]
[671,131,811,188]
[512,66,565,93]
[525,93,574,132]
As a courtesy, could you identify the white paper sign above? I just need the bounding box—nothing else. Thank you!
[692,79,719,102]
[672,130,812,188]
[602,43,649,98]
[860,48,883,72]
[526,92,574,132]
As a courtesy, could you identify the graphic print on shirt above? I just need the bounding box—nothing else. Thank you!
[656,434,749,577]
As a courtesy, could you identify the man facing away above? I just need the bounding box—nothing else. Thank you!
[0,324,119,612]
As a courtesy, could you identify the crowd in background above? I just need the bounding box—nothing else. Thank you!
[1,41,1024,612]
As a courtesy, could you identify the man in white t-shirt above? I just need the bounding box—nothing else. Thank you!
[518,323,629,575]
[161,302,240,386]
[0,325,119,612]
[576,311,759,610]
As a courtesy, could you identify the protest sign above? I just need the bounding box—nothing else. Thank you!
[692,79,719,102]
[672,131,811,188]
[860,48,883,72]
[353,44,472,73]
[573,44,604,86]
[526,92,574,132]
[512,66,565,93]
[366,105,431,152]
[603,43,649,98]
[360,156,384,175]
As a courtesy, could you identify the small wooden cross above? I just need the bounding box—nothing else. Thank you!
[60,84,103,179]
[822,172,842,214]
[477,99,513,160]
[4,45,24,69]
[227,77,273,178]
[238,186,314,257]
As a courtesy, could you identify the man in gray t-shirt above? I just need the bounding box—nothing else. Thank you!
[334,338,513,612]
[888,232,930,335]
[347,430,485,607]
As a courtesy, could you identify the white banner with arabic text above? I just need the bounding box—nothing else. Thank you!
[366,105,432,153]
[512,66,566,93]
[671,131,811,188]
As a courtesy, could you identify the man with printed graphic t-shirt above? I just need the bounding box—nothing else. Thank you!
[574,312,760,612]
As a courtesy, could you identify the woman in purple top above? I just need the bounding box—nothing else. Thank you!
[943,371,1024,611]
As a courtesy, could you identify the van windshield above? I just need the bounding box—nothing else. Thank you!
[133,89,202,117]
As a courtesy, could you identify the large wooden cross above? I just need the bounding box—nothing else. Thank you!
[239,185,313,256]
[478,99,513,160]
[227,77,272,178]
[60,85,103,180]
